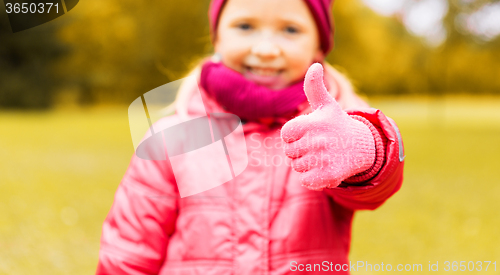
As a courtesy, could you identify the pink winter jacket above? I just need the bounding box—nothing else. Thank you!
[96,63,405,275]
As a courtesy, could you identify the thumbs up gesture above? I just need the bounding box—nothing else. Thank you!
[281,63,377,190]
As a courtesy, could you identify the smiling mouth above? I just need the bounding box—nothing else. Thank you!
[244,66,284,77]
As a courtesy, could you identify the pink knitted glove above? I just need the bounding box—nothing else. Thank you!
[281,63,377,190]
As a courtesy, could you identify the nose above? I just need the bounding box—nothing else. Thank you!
[251,39,281,59]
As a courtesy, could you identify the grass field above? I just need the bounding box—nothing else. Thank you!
[1,96,499,274]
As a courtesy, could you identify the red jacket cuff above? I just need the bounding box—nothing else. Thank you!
[343,114,388,184]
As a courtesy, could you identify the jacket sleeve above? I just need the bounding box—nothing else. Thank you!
[96,151,179,274]
[323,108,405,210]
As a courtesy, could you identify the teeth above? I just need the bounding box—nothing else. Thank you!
[250,67,280,76]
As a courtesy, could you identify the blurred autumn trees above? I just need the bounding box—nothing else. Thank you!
[0,11,67,108]
[1,0,499,109]
[330,0,500,95]
[1,0,210,108]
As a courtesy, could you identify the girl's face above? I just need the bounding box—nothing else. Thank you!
[214,0,323,90]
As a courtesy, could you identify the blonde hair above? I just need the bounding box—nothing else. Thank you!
[158,55,210,118]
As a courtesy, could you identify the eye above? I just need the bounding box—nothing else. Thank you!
[284,26,299,34]
[237,23,252,31]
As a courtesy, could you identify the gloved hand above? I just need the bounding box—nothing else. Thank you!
[281,63,377,190]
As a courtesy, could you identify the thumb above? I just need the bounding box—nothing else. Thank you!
[304,63,335,111]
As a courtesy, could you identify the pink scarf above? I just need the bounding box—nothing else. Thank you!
[199,60,308,121]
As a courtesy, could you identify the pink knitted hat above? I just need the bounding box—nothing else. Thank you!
[208,0,335,55]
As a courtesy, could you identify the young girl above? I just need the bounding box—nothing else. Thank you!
[96,0,405,274]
